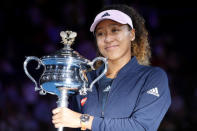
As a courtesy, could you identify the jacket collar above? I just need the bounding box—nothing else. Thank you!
[96,56,141,77]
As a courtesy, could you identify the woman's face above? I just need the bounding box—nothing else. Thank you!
[95,20,134,62]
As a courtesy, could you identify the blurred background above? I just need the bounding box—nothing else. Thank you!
[0,0,197,130]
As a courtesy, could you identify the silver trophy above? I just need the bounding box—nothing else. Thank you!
[23,31,108,131]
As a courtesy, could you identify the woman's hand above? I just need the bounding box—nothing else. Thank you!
[52,107,81,128]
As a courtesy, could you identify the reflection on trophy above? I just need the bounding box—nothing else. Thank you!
[23,30,108,131]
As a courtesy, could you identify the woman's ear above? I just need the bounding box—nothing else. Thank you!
[130,28,135,41]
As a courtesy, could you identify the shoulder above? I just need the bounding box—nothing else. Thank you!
[135,65,169,93]
[139,66,170,96]
[147,66,168,82]
[148,66,167,78]
[137,65,168,80]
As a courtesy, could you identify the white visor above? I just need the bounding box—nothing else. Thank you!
[90,9,133,32]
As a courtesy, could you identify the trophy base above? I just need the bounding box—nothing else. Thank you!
[41,81,80,96]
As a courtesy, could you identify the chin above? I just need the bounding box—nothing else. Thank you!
[106,55,120,61]
[101,51,121,60]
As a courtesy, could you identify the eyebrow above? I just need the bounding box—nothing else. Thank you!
[96,23,122,32]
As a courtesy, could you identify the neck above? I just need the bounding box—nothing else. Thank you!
[106,56,131,79]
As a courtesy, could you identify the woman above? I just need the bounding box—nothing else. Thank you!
[52,4,171,131]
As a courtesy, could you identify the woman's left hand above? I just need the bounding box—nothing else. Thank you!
[52,107,81,128]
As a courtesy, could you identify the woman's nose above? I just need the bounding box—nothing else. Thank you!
[104,33,113,43]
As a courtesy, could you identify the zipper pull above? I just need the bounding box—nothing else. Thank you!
[101,111,104,118]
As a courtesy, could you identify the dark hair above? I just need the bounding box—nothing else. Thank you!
[95,4,151,65]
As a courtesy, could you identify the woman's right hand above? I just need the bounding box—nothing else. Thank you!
[52,107,81,128]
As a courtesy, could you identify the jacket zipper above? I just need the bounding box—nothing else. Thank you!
[101,90,110,117]
[101,78,116,117]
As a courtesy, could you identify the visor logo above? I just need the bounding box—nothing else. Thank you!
[102,12,110,17]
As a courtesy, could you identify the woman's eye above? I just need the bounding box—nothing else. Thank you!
[96,32,103,37]
[111,28,119,33]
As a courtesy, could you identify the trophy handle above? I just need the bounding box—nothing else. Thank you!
[23,56,46,94]
[79,57,108,95]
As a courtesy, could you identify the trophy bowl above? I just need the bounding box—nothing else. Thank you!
[24,30,107,96]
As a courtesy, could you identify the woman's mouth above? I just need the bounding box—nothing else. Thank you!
[105,45,118,50]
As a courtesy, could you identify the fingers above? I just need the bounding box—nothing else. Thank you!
[54,123,64,128]
[52,107,61,114]
[52,113,61,120]
[52,110,63,128]
[52,116,63,128]
[52,118,61,124]
[52,107,70,114]
[52,108,63,126]
[52,107,70,119]
[52,108,61,120]
[51,107,81,128]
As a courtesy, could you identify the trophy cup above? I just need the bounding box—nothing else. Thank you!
[23,31,108,131]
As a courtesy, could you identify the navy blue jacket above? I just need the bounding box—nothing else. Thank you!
[73,57,171,131]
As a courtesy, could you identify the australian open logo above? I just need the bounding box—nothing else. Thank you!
[102,12,110,17]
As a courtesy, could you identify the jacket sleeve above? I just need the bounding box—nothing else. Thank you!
[91,67,171,131]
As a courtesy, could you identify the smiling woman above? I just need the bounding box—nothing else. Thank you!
[95,20,134,78]
[92,6,151,66]
[52,4,171,131]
